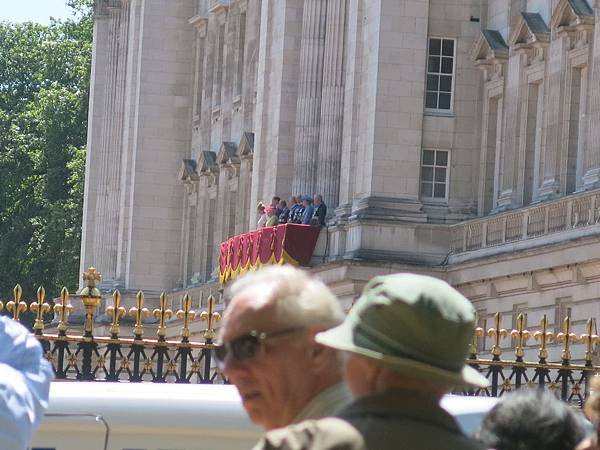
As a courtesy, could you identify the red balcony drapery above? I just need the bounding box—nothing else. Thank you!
[219,223,321,283]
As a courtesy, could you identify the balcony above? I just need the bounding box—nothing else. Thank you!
[219,223,322,283]
[450,189,600,257]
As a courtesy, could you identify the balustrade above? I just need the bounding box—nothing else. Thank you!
[451,189,600,254]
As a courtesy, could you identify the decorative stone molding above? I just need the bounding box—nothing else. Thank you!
[238,132,254,159]
[217,142,240,179]
[509,12,551,53]
[450,188,600,254]
[188,15,208,37]
[199,151,219,186]
[551,0,595,35]
[209,0,229,19]
[178,159,200,183]
[470,30,509,81]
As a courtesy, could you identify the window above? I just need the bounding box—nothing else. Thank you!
[425,38,455,112]
[420,149,449,200]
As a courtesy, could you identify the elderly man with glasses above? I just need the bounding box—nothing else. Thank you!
[215,266,350,431]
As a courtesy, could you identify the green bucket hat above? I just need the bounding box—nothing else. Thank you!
[315,273,489,388]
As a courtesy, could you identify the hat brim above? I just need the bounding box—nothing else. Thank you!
[316,321,489,389]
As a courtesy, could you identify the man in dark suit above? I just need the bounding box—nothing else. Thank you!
[312,195,327,227]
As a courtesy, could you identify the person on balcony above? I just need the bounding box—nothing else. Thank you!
[271,196,282,217]
[216,266,350,433]
[0,316,54,450]
[301,197,315,225]
[289,196,304,224]
[278,200,290,224]
[312,195,327,227]
[257,202,268,228]
[265,207,279,227]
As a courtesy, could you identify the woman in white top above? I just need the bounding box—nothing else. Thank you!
[257,202,268,228]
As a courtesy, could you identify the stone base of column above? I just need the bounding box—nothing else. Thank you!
[582,168,600,191]
[348,196,427,223]
[492,189,520,214]
[535,179,561,202]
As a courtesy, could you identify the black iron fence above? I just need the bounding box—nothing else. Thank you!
[2,268,600,406]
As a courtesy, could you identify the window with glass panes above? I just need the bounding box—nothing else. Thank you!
[420,149,449,200]
[425,38,455,112]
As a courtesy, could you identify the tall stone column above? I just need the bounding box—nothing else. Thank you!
[583,5,600,189]
[315,0,346,211]
[537,33,569,200]
[292,0,327,196]
[92,0,130,285]
[495,50,526,211]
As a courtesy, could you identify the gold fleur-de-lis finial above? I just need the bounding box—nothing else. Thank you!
[177,293,196,338]
[7,284,27,321]
[534,314,554,360]
[510,313,530,358]
[487,312,508,357]
[54,287,73,332]
[106,290,126,336]
[556,316,577,360]
[30,286,51,332]
[469,312,484,357]
[200,290,221,341]
[82,267,102,287]
[580,318,599,363]
[153,292,173,337]
[129,291,149,337]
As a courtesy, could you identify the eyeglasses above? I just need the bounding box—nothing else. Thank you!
[214,326,304,368]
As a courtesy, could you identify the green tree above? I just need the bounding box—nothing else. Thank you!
[0,1,92,305]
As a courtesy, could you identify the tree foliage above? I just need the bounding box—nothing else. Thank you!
[0,1,92,302]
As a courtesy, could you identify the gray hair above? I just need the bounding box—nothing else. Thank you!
[225,265,344,329]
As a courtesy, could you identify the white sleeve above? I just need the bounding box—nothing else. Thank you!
[0,316,53,450]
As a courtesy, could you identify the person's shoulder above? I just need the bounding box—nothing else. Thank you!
[253,418,365,450]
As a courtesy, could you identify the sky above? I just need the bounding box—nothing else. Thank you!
[0,0,76,25]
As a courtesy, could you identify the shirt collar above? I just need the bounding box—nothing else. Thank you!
[293,383,351,423]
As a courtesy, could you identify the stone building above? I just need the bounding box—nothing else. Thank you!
[81,0,600,359]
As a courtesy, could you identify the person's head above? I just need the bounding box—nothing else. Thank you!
[478,389,586,450]
[271,196,280,207]
[295,195,302,204]
[314,194,323,205]
[278,200,287,209]
[218,266,345,430]
[315,273,489,400]
[257,202,265,214]
[289,196,297,205]
[266,207,275,217]
[302,196,310,207]
[585,375,600,431]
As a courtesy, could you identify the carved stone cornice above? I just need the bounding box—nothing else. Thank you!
[217,142,240,179]
[509,12,551,52]
[551,0,595,34]
[238,132,254,160]
[178,159,200,184]
[471,30,509,81]
[188,15,208,36]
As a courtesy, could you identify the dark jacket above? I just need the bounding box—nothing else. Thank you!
[312,202,327,226]
[253,388,483,450]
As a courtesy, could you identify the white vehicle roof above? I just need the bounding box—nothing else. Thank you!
[32,383,496,450]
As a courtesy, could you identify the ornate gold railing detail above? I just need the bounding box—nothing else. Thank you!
[6,267,600,401]
[534,314,554,360]
[7,284,27,321]
[129,291,150,338]
[200,290,221,341]
[106,290,126,336]
[153,292,173,338]
[510,313,530,359]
